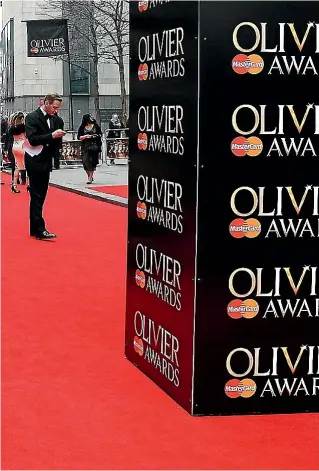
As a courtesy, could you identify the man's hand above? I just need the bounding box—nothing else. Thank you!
[52,129,66,139]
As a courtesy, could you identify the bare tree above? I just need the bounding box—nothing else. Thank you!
[38,0,102,123]
[63,0,102,123]
[37,0,129,125]
[91,0,129,125]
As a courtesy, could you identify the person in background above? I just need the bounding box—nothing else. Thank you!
[77,113,102,184]
[53,112,64,169]
[9,111,28,193]
[4,116,27,186]
[20,113,28,184]
[0,116,8,184]
[1,116,8,160]
[5,117,16,184]
[25,93,65,240]
[107,114,124,165]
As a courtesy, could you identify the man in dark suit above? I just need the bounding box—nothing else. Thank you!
[25,93,66,240]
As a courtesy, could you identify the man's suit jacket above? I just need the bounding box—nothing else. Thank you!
[25,107,64,172]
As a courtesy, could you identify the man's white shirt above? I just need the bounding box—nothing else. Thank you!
[40,106,51,129]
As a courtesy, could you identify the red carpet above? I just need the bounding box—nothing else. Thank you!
[1,173,318,470]
[89,184,128,198]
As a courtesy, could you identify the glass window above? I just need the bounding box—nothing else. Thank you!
[70,61,90,94]
[0,18,14,99]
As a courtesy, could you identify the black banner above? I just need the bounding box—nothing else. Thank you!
[194,1,319,415]
[27,19,69,57]
[126,0,319,416]
[125,0,199,413]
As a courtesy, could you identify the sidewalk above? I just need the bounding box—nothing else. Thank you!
[50,162,128,206]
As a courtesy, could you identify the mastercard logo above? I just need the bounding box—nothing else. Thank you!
[232,54,264,75]
[138,63,148,80]
[134,336,144,356]
[137,133,148,150]
[231,136,263,157]
[225,378,257,398]
[137,201,147,219]
[229,218,261,239]
[31,47,39,54]
[135,269,146,288]
[227,299,259,319]
[138,0,149,11]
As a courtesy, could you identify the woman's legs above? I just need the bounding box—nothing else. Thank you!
[88,170,94,183]
[91,152,99,182]
[85,152,97,183]
[83,164,89,181]
[11,168,21,193]
[13,169,20,186]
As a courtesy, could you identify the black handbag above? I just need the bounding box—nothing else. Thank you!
[87,139,100,152]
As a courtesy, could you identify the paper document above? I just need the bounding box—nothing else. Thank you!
[23,140,43,157]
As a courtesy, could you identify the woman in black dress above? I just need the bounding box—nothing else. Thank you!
[77,114,102,184]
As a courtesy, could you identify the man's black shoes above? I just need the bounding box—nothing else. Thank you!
[35,230,57,240]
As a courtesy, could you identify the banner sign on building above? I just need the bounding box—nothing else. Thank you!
[126,0,319,416]
[26,19,69,57]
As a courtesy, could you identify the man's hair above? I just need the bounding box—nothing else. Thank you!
[44,93,62,104]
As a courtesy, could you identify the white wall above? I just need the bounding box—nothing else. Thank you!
[2,0,129,98]
[2,0,63,96]
[98,60,129,96]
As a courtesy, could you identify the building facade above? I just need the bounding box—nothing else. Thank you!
[1,0,129,129]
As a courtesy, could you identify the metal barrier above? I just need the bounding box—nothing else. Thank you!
[0,139,12,170]
[60,131,82,168]
[104,128,129,165]
[60,129,130,168]
[0,129,130,169]
[60,140,82,167]
[105,137,129,165]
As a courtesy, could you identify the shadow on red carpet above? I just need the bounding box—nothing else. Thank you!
[1,173,318,470]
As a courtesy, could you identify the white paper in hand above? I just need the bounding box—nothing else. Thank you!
[23,140,43,157]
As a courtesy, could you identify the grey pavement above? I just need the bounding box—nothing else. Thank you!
[49,162,128,207]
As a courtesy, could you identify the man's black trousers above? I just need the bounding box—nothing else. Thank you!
[27,169,50,235]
